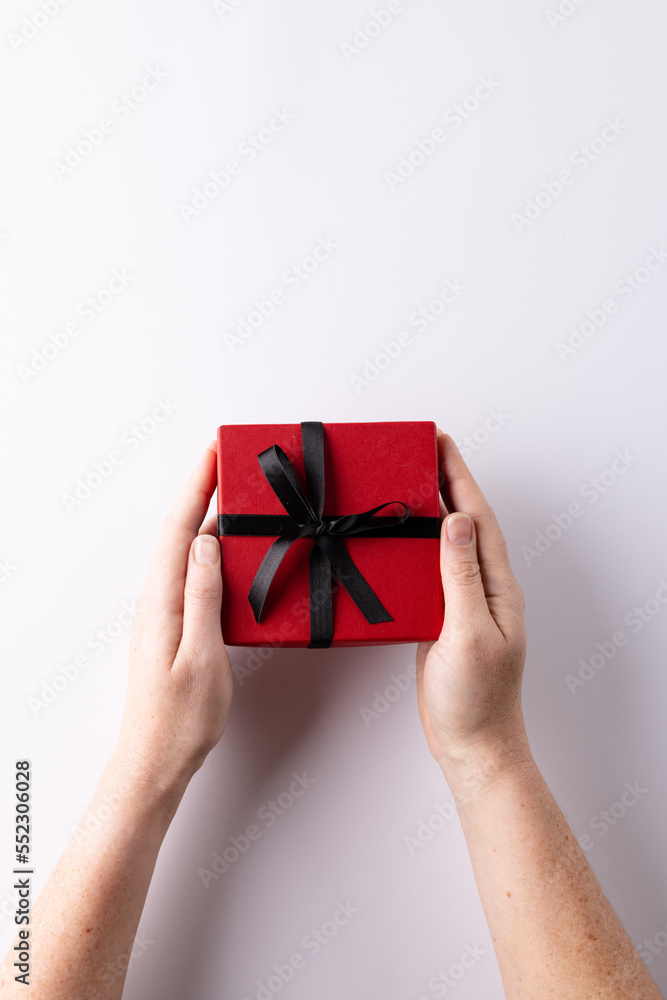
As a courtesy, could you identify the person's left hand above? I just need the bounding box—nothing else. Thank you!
[116,441,233,792]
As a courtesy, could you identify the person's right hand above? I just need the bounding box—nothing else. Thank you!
[116,442,233,797]
[416,433,530,786]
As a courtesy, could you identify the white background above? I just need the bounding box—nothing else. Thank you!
[1,0,667,997]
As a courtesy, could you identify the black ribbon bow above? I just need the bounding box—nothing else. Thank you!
[218,422,440,648]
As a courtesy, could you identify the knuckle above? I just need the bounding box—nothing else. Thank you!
[504,579,525,612]
[145,602,179,639]
[482,512,512,558]
[129,603,181,664]
[490,520,511,559]
[451,631,479,659]
[449,558,482,587]
[184,577,220,608]
[178,646,217,680]
[442,623,489,665]
[164,510,182,532]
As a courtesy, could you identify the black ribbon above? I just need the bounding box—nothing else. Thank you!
[218,421,440,648]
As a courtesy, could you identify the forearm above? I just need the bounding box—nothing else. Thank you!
[0,747,188,1000]
[443,738,662,1000]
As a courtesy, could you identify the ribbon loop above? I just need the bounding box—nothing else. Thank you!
[256,444,319,526]
[327,501,409,536]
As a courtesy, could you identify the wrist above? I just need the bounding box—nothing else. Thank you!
[437,719,535,809]
[107,739,192,826]
[114,714,212,798]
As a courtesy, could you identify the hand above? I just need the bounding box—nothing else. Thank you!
[116,442,233,794]
[416,433,528,781]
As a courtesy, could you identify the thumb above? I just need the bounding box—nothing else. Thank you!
[180,533,224,660]
[439,512,489,633]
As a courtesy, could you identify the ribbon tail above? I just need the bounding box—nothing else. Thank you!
[307,543,333,648]
[317,535,393,625]
[248,534,299,624]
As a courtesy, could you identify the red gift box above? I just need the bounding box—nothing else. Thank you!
[216,421,444,648]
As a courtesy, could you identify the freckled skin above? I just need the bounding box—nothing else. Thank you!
[1,437,663,999]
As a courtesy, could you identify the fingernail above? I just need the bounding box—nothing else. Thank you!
[194,535,219,564]
[446,513,471,546]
